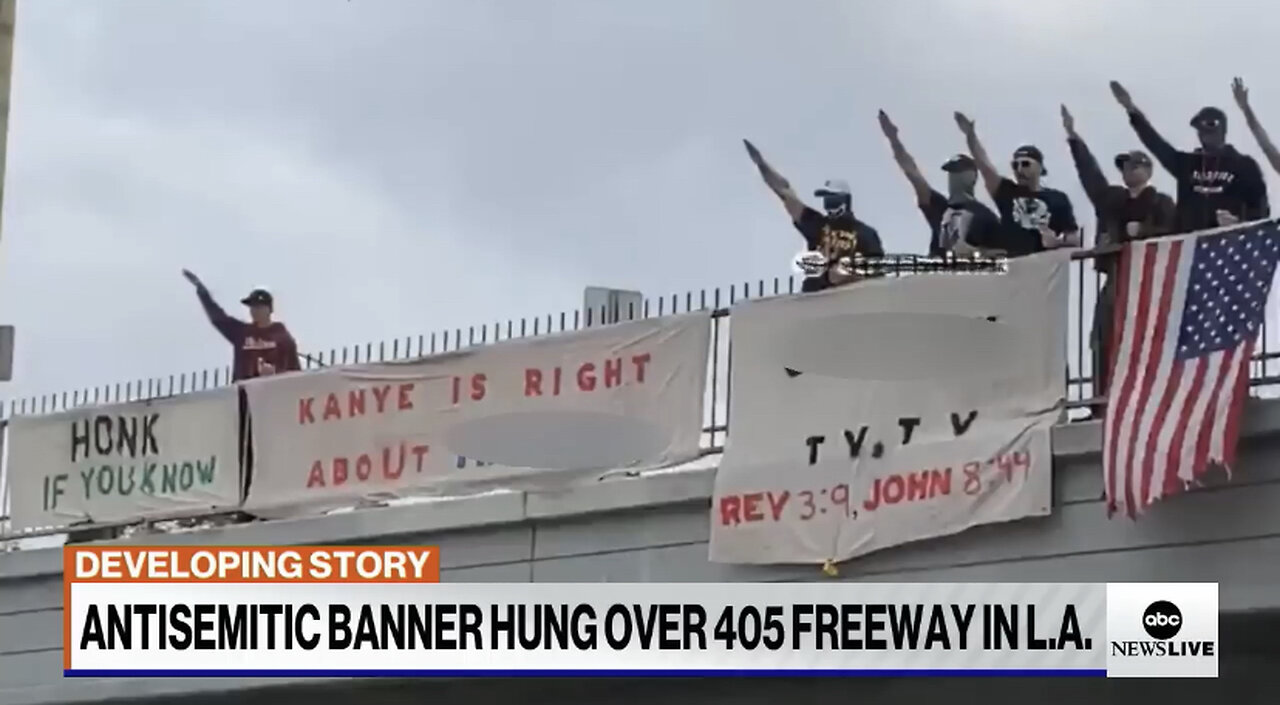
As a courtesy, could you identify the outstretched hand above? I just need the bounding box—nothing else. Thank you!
[1110,80,1135,111]
[1232,77,1250,110]
[181,269,203,289]
[953,111,976,135]
[878,110,898,138]
[1060,104,1076,137]
[743,139,790,193]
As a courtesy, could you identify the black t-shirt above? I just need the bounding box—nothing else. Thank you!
[919,190,1004,255]
[795,208,885,290]
[992,178,1079,257]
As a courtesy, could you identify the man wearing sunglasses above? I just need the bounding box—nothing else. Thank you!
[1111,80,1268,232]
[743,139,884,292]
[1061,105,1176,415]
[954,112,1081,257]
[878,110,1005,258]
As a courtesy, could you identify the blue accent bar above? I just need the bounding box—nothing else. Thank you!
[65,668,1107,678]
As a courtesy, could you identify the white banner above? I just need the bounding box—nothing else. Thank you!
[244,311,711,511]
[5,387,242,530]
[710,253,1069,564]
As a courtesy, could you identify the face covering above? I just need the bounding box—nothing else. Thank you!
[822,195,849,217]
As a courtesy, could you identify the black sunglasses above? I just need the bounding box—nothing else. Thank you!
[1012,159,1038,169]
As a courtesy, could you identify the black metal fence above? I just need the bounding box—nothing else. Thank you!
[3,252,1280,543]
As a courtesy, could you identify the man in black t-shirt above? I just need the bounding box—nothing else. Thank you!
[743,139,884,292]
[954,112,1081,256]
[879,110,1004,257]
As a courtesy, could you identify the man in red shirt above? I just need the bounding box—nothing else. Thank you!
[183,270,302,381]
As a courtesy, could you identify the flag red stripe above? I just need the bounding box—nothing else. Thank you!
[1104,243,1135,515]
[1111,244,1160,518]
[1221,339,1255,467]
[1192,347,1239,478]
[1164,356,1209,497]
[1140,357,1186,509]
[1130,241,1183,511]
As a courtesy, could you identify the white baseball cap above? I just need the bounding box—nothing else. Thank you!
[814,179,851,197]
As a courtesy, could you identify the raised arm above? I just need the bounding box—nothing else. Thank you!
[953,112,1003,199]
[743,139,807,222]
[878,111,932,206]
[1232,77,1280,176]
[1110,81,1183,175]
[182,269,244,344]
[1062,104,1110,209]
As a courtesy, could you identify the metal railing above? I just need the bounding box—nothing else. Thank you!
[3,250,1280,545]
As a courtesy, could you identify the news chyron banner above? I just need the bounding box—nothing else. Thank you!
[64,546,1217,678]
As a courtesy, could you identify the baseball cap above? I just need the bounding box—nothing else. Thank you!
[1012,145,1047,175]
[1191,106,1227,130]
[241,289,274,308]
[942,154,977,172]
[814,179,851,197]
[1114,149,1153,170]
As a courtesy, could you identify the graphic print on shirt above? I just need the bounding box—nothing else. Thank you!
[243,336,278,353]
[1010,196,1051,230]
[1192,169,1235,196]
[939,207,974,250]
[819,225,858,262]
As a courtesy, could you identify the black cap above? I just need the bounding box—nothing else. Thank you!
[1012,145,1047,174]
[1191,106,1227,130]
[241,289,273,308]
[942,154,977,172]
[1114,149,1153,170]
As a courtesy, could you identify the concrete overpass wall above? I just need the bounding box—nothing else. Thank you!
[3,402,1280,704]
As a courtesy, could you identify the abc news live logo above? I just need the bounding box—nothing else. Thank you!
[1110,600,1216,658]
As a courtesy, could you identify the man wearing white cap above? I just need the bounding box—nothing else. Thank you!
[743,139,884,292]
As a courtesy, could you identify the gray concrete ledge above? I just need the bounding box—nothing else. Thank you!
[3,397,1279,582]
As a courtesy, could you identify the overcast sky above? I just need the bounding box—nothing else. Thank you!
[3,0,1280,403]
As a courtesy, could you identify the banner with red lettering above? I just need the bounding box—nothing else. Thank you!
[709,253,1068,565]
[242,311,711,512]
[5,387,242,531]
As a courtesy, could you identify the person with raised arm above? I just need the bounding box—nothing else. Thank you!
[182,270,301,381]
[953,112,1080,256]
[743,139,884,292]
[1231,77,1280,177]
[1062,104,1177,248]
[1110,80,1269,231]
[878,110,1005,258]
[1061,104,1175,414]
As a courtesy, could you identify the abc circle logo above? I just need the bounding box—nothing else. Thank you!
[1142,600,1183,640]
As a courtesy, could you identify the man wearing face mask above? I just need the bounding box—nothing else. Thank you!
[954,112,1081,256]
[1110,80,1269,232]
[743,139,884,292]
[1061,104,1176,414]
[878,110,1005,257]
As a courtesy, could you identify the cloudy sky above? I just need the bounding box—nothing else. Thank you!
[2,0,1280,404]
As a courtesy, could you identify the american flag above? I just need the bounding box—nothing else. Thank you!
[1104,220,1280,518]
